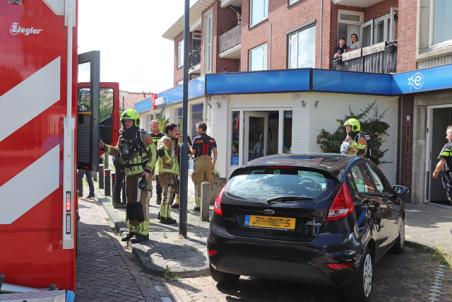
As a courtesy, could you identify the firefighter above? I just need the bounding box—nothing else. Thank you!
[99,109,156,243]
[341,118,368,157]
[150,120,164,205]
[432,125,452,204]
[155,123,179,224]
[190,122,217,212]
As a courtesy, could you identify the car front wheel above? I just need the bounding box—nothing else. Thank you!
[209,264,240,284]
[391,216,405,254]
[344,248,373,302]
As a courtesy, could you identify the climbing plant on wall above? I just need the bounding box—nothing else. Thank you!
[316,101,390,165]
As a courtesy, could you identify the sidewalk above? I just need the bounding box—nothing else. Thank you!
[98,184,212,278]
[405,202,452,256]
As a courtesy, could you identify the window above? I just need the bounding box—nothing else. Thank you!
[373,15,390,44]
[227,167,332,201]
[288,0,299,6]
[288,24,316,68]
[204,11,213,73]
[249,44,268,71]
[338,10,363,47]
[365,162,390,193]
[191,104,204,136]
[283,111,292,153]
[250,0,268,27]
[349,165,375,193]
[231,111,240,166]
[177,40,184,68]
[431,0,452,46]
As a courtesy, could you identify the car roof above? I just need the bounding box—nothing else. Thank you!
[244,153,357,178]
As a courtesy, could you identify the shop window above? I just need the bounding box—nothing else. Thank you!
[231,111,240,166]
[250,0,268,27]
[249,44,268,71]
[283,110,292,153]
[288,23,316,69]
[176,107,183,130]
[430,0,452,46]
[191,104,204,136]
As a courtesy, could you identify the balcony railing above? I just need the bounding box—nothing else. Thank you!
[332,41,397,74]
[219,24,241,55]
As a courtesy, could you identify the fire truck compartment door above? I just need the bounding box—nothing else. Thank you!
[77,51,100,171]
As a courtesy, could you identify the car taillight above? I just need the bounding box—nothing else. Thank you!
[326,263,353,270]
[326,183,354,222]
[208,249,218,256]
[214,184,227,216]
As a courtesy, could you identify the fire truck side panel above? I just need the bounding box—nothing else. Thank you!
[0,1,77,290]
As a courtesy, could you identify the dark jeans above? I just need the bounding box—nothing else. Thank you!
[113,170,126,204]
[77,170,94,196]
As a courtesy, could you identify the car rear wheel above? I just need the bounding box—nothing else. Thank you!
[209,265,240,284]
[391,216,405,254]
[344,248,373,302]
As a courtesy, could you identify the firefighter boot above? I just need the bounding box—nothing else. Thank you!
[129,234,149,244]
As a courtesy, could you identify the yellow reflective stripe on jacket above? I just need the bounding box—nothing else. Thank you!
[441,151,451,157]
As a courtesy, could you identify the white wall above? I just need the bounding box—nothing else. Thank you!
[211,92,399,183]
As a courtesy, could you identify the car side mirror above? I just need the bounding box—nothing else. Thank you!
[393,185,409,196]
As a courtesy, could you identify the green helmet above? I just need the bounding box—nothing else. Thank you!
[344,118,361,132]
[121,108,140,126]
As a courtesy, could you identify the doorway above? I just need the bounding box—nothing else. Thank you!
[243,111,280,164]
[427,106,452,204]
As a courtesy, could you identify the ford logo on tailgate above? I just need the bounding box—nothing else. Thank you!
[263,209,275,216]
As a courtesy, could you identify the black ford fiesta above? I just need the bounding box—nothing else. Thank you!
[208,154,407,302]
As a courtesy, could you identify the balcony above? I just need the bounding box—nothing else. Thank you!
[219,25,241,59]
[332,0,384,8]
[189,49,201,74]
[332,41,397,74]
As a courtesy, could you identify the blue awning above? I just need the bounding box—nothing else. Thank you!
[135,98,152,113]
[144,64,452,114]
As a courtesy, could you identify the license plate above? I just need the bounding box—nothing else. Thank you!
[244,215,296,231]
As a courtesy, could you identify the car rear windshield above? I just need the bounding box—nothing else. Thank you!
[227,167,333,200]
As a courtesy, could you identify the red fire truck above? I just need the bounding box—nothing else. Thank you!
[0,0,120,297]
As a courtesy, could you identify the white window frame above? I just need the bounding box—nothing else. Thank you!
[429,0,452,48]
[373,14,390,44]
[338,10,364,26]
[288,23,316,69]
[248,43,268,71]
[250,0,268,27]
[204,10,213,73]
[360,19,374,47]
[177,39,184,68]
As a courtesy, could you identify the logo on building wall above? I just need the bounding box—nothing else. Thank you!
[10,22,43,36]
[407,72,424,91]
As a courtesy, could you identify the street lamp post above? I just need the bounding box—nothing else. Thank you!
[179,0,190,238]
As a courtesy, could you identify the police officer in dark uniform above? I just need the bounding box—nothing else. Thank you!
[150,120,164,205]
[190,122,217,212]
[433,125,452,204]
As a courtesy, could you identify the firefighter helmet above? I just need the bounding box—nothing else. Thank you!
[344,118,361,132]
[121,108,140,126]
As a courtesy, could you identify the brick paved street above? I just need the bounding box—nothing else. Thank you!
[76,198,173,302]
[76,197,452,302]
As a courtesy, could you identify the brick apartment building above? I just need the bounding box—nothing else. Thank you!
[141,0,452,205]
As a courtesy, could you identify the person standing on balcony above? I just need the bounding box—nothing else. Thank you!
[349,33,361,51]
[334,38,348,59]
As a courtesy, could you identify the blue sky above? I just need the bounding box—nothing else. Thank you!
[78,0,189,93]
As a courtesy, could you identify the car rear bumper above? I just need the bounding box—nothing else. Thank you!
[208,224,362,285]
